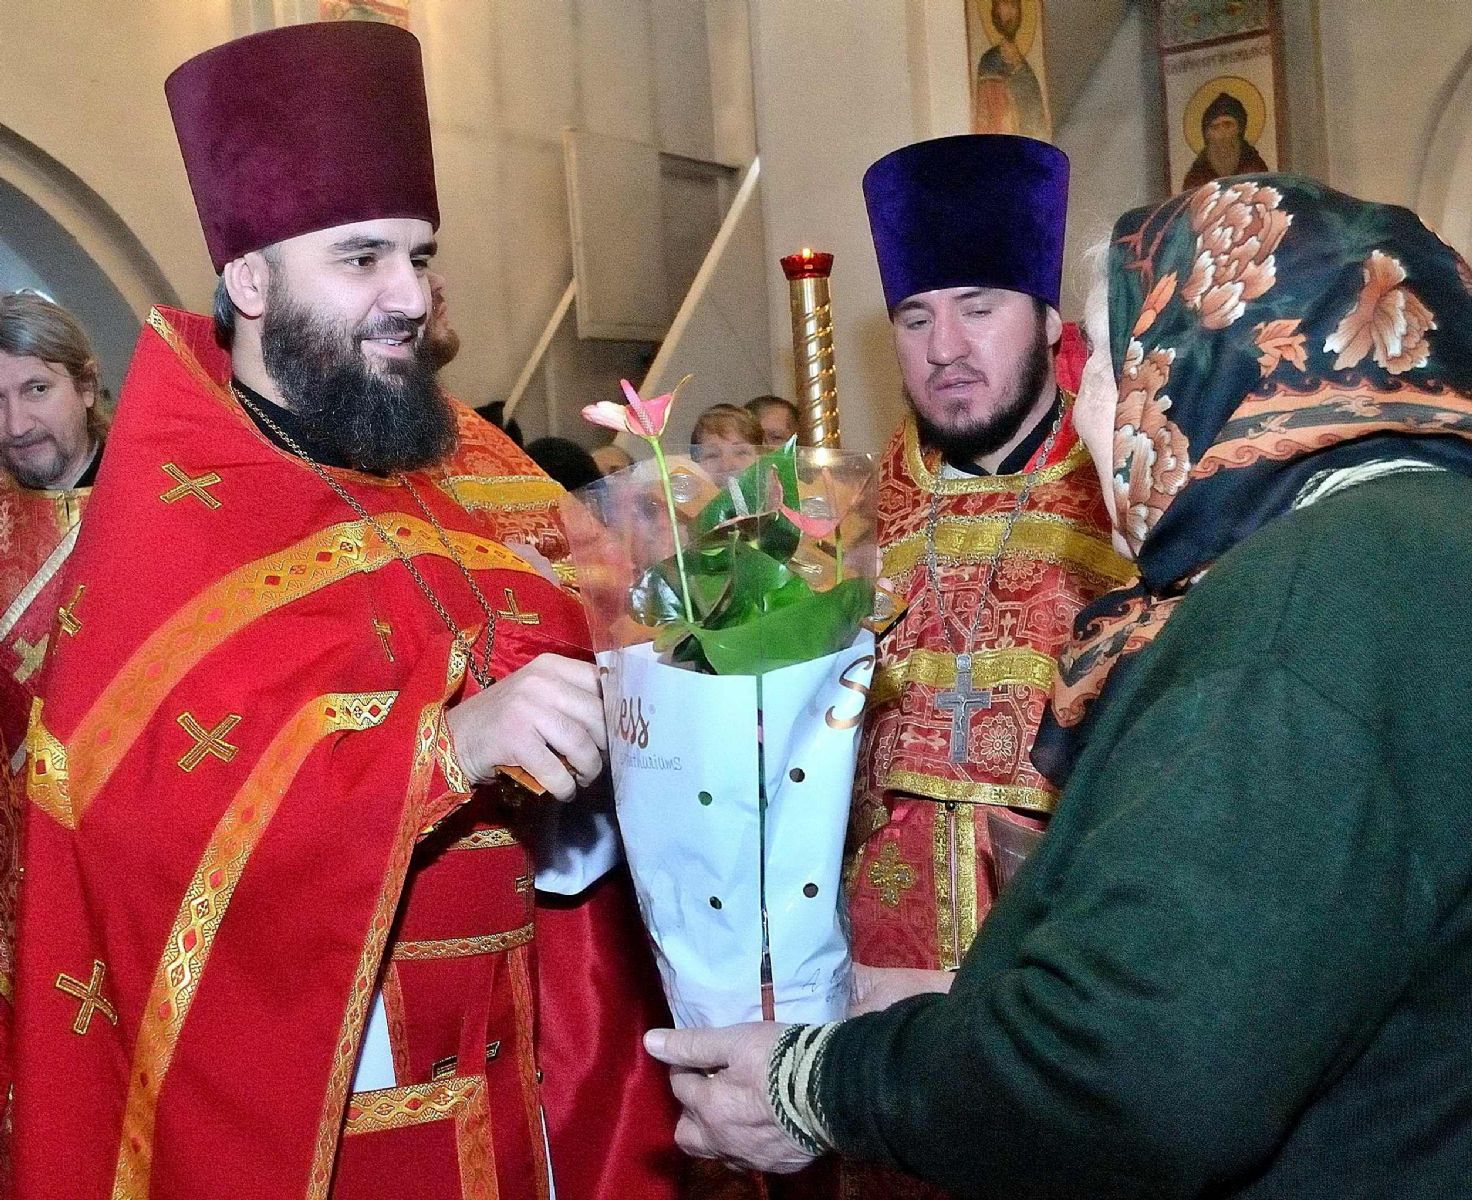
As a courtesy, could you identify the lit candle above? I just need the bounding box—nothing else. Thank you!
[778,249,840,447]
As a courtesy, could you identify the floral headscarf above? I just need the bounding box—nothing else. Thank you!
[1033,175,1472,787]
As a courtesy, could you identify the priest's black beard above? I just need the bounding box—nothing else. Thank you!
[260,293,456,474]
[910,318,1053,465]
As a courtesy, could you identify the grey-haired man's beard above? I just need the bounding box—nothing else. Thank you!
[261,293,456,474]
[3,440,63,489]
[909,322,1052,465]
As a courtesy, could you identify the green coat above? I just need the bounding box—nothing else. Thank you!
[819,472,1472,1198]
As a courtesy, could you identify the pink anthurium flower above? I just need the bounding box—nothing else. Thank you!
[580,376,687,442]
[779,500,841,540]
[581,375,696,622]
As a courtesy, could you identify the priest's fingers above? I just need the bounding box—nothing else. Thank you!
[527,653,604,696]
[538,710,604,789]
[513,739,579,801]
[549,679,608,754]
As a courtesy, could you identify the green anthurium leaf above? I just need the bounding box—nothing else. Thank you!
[629,560,686,627]
[687,572,730,620]
[652,620,694,653]
[686,577,874,676]
[671,631,713,672]
[703,541,811,629]
[692,442,802,561]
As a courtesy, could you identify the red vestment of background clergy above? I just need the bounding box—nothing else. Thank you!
[10,309,677,1200]
[846,329,1136,975]
[0,475,90,1164]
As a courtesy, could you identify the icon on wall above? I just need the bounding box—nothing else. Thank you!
[967,0,1053,141]
[318,0,410,28]
[1157,0,1285,193]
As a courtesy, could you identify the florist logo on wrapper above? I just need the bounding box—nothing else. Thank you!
[614,689,683,772]
[617,695,652,749]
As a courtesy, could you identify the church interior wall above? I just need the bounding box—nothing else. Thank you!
[2,1,1471,455]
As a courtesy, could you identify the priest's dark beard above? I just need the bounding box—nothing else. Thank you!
[261,293,457,474]
[909,319,1052,465]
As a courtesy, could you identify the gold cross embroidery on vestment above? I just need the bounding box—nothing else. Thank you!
[868,840,918,908]
[159,462,223,509]
[58,585,85,636]
[176,711,243,772]
[496,588,540,625]
[372,617,395,662]
[55,959,118,1036]
[11,633,47,683]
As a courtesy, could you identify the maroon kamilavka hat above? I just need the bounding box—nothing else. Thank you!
[166,21,439,272]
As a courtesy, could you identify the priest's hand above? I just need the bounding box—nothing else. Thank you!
[644,1023,819,1174]
[446,653,606,800]
[849,963,955,1016]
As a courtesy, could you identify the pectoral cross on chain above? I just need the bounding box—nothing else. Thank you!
[935,652,990,764]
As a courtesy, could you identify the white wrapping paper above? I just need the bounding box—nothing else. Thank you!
[602,632,875,1027]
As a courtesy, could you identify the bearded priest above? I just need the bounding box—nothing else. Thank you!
[843,136,1134,1035]
[10,22,676,1200]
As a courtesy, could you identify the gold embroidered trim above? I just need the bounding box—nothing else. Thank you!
[955,805,979,961]
[380,963,413,1086]
[934,808,956,970]
[884,770,1056,813]
[934,804,979,970]
[63,518,534,825]
[0,522,80,642]
[308,749,430,1199]
[440,474,564,514]
[434,710,469,795]
[509,943,551,1200]
[25,699,74,829]
[112,692,395,1200]
[447,827,519,851]
[344,1074,483,1134]
[882,514,1133,582]
[871,647,1058,707]
[392,923,534,962]
[343,1072,501,1191]
[901,408,1090,495]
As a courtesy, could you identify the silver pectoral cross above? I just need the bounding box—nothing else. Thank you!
[935,652,991,764]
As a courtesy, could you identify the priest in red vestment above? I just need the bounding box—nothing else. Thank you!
[0,291,107,1175]
[9,21,676,1200]
[831,136,1134,1197]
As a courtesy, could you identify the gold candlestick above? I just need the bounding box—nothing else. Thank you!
[780,248,840,448]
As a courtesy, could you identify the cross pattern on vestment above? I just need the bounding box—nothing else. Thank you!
[57,585,85,637]
[55,959,118,1036]
[176,711,243,773]
[935,652,991,764]
[867,840,918,909]
[496,588,540,626]
[12,633,48,683]
[372,618,395,663]
[159,462,223,510]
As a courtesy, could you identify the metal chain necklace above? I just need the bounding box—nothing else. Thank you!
[233,386,498,688]
[925,398,1065,763]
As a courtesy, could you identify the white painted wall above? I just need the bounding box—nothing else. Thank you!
[0,0,741,415]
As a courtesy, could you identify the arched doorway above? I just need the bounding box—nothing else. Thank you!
[0,126,178,399]
[1416,47,1472,259]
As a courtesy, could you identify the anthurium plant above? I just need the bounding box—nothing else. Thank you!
[581,379,874,676]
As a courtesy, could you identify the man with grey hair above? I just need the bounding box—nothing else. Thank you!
[0,291,105,491]
[0,290,107,1113]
